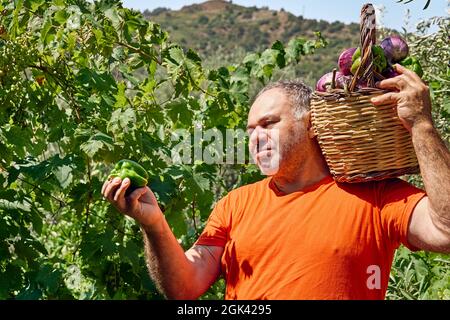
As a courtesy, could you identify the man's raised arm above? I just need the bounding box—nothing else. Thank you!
[102,177,224,299]
[372,64,450,253]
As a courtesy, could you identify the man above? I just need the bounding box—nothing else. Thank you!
[102,64,450,299]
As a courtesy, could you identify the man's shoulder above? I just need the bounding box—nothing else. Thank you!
[337,177,419,190]
[335,177,425,202]
[377,178,424,194]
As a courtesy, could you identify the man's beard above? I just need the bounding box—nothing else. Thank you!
[255,125,305,176]
[275,125,306,177]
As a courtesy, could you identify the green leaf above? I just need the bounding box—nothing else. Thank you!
[0,217,9,241]
[80,140,103,157]
[108,108,136,133]
[271,40,286,68]
[112,46,126,61]
[99,227,116,256]
[186,48,202,65]
[442,97,450,115]
[168,46,184,65]
[0,264,23,298]
[165,209,187,239]
[148,59,157,77]
[150,177,177,205]
[184,170,210,195]
[52,164,73,189]
[35,264,63,295]
[68,182,89,214]
[5,0,447,301]
[14,239,42,262]
[30,0,45,12]
[0,199,31,212]
[166,99,193,127]
[230,66,250,83]
[243,53,259,66]
[286,38,306,63]
[54,10,69,25]
[119,240,140,266]
[114,82,128,108]
[104,7,121,30]
[80,132,115,158]
[413,258,430,278]
[40,20,55,45]
[29,208,43,235]
[3,125,33,158]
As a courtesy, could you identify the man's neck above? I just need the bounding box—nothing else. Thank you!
[272,159,330,194]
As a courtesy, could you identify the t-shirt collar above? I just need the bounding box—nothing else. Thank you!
[269,174,334,196]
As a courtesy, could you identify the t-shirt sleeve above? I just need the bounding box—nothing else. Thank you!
[195,195,230,247]
[378,178,426,251]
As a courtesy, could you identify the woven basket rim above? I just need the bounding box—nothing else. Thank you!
[312,87,389,100]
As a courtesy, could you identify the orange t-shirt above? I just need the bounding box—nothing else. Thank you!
[195,175,426,300]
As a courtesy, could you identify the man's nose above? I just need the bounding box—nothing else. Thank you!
[250,127,269,150]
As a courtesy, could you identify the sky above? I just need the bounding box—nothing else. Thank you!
[121,0,448,32]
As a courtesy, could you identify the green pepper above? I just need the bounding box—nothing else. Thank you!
[351,57,361,75]
[108,159,148,195]
[372,45,387,73]
[352,47,361,63]
[399,56,424,77]
[351,45,387,74]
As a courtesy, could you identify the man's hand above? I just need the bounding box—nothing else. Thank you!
[371,65,450,253]
[371,63,432,132]
[102,177,164,231]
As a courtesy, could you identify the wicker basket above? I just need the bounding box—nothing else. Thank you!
[310,4,419,183]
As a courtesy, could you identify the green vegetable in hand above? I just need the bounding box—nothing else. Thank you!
[399,56,424,77]
[108,159,148,195]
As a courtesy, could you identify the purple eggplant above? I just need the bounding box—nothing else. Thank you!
[338,47,357,76]
[336,74,352,89]
[380,35,409,63]
[315,71,344,92]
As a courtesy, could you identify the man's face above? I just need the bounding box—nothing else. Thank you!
[247,88,308,176]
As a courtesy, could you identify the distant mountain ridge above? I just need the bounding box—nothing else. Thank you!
[143,0,362,83]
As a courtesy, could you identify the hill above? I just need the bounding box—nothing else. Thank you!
[143,0,363,85]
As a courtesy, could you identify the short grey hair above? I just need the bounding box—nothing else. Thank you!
[255,79,312,119]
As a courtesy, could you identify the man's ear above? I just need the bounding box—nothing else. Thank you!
[304,111,317,139]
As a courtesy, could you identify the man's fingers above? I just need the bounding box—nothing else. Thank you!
[393,63,414,78]
[393,63,426,85]
[376,65,424,92]
[113,178,130,202]
[371,92,398,106]
[375,76,406,91]
[101,180,108,195]
[129,187,147,203]
[103,177,122,200]
[101,177,112,195]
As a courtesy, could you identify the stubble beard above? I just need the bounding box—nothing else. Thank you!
[275,124,308,179]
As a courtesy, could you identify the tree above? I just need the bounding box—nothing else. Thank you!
[0,0,325,299]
